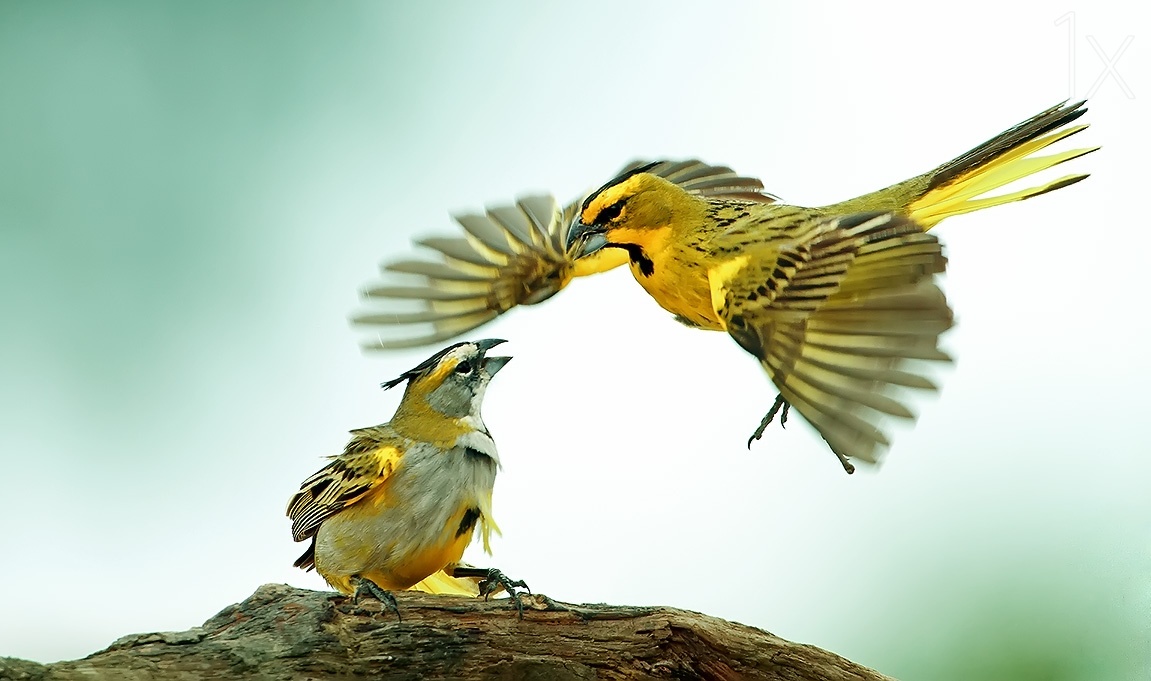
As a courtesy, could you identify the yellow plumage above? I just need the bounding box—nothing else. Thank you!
[354,161,776,349]
[824,101,1094,226]
[354,101,1096,471]
[286,339,526,611]
[410,569,483,597]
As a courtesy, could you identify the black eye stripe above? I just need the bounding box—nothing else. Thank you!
[597,200,625,224]
[455,360,473,375]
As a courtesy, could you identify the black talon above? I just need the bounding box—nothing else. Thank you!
[745,394,854,474]
[747,394,790,448]
[479,568,530,620]
[453,566,530,619]
[352,576,401,621]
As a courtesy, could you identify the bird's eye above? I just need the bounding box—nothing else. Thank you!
[455,360,473,375]
[597,200,625,224]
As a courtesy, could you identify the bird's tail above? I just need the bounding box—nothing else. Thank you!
[408,569,482,597]
[828,101,1097,229]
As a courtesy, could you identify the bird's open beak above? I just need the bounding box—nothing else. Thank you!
[474,338,507,353]
[475,339,510,375]
[483,355,512,376]
[566,221,608,259]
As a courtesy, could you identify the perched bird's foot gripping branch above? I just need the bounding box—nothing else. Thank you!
[351,576,401,621]
[454,566,531,619]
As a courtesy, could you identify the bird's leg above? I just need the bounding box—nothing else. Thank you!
[831,450,856,475]
[747,394,791,448]
[451,566,530,619]
[747,396,854,473]
[351,575,401,621]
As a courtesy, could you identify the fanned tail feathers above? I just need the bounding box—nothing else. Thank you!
[823,101,1096,229]
[908,100,1097,227]
[409,569,483,597]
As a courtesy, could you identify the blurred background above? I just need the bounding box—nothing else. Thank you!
[1,2,1148,678]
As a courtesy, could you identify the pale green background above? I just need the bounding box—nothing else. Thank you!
[1,2,1148,679]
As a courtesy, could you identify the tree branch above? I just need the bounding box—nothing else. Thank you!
[0,584,893,680]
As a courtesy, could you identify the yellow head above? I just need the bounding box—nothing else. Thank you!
[567,162,702,277]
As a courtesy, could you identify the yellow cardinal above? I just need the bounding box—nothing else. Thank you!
[354,160,776,348]
[356,102,1095,472]
[287,338,528,616]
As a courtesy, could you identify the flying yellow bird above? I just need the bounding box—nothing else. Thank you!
[355,102,1095,472]
[287,338,528,616]
[354,159,776,348]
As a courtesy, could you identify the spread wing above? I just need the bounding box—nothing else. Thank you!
[711,212,953,466]
[353,160,776,350]
[558,158,777,226]
[287,427,403,554]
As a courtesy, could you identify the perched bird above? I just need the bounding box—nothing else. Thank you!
[286,338,528,616]
[355,101,1095,472]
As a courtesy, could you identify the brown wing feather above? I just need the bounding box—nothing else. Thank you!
[286,428,403,548]
[560,158,777,225]
[716,212,953,465]
[354,160,776,350]
[354,196,572,350]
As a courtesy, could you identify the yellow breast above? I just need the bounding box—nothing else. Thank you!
[630,245,725,330]
[314,472,489,593]
[374,529,471,590]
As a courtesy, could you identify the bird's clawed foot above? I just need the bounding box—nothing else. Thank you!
[462,567,530,619]
[351,576,401,621]
[481,569,530,619]
[451,565,531,618]
[747,393,791,448]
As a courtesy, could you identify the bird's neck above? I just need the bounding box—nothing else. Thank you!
[391,398,479,448]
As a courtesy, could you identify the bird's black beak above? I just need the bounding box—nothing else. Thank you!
[473,338,507,353]
[566,221,608,259]
[483,355,512,376]
[473,339,510,376]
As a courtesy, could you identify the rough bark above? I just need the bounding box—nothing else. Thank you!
[0,584,894,681]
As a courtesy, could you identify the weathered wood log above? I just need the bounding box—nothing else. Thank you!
[0,584,893,680]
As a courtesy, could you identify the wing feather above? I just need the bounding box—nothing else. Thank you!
[713,212,954,465]
[287,428,403,544]
[355,160,776,350]
[415,237,501,269]
[385,260,495,281]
